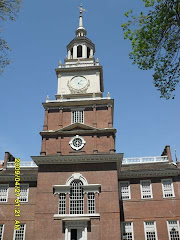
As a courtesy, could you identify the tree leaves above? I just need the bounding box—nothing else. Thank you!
[122,0,180,99]
[0,0,22,74]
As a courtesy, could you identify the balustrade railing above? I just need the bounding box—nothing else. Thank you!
[122,156,169,165]
[58,62,99,68]
[7,161,37,168]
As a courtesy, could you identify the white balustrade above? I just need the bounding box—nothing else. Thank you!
[122,156,169,165]
[7,161,37,168]
[58,62,98,68]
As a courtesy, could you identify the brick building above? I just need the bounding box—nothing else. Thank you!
[0,7,180,240]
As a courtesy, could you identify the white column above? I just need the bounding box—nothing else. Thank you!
[84,226,87,240]
[82,45,87,58]
[68,50,71,59]
[68,229,71,240]
[90,49,93,58]
[65,227,68,240]
[73,45,77,59]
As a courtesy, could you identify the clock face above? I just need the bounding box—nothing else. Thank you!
[69,76,89,91]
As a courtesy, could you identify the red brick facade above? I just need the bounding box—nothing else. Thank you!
[0,10,180,240]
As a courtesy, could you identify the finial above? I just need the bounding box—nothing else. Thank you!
[107,92,111,99]
[46,95,49,102]
[96,58,100,66]
[59,60,62,68]
[77,4,87,29]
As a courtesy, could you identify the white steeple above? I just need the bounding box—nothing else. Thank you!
[65,4,95,61]
[76,4,87,37]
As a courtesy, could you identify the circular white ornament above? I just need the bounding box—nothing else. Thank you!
[69,135,86,151]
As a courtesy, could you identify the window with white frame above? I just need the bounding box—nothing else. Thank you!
[162,179,175,198]
[167,220,180,240]
[88,192,95,214]
[144,221,157,240]
[0,225,4,240]
[121,222,134,240]
[72,110,84,124]
[13,224,26,240]
[120,181,131,200]
[70,180,84,214]
[19,184,29,202]
[59,193,66,214]
[140,180,153,199]
[0,185,8,202]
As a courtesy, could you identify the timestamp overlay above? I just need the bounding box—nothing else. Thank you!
[14,158,21,230]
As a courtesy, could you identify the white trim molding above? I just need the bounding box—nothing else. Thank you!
[66,173,88,185]
[69,135,86,151]
[54,213,100,220]
[53,185,71,195]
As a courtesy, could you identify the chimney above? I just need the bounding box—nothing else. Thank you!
[161,145,173,162]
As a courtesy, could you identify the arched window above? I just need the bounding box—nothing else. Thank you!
[70,48,73,59]
[87,47,90,58]
[77,45,82,58]
[70,180,84,214]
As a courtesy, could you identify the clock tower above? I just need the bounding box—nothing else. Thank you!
[56,7,103,99]
[33,6,123,240]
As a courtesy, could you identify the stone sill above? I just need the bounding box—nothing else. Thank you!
[54,213,100,220]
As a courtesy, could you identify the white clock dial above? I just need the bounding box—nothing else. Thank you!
[69,76,89,90]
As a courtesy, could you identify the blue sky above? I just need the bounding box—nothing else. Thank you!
[0,0,179,161]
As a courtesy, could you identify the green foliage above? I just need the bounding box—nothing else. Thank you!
[0,0,22,74]
[122,0,180,99]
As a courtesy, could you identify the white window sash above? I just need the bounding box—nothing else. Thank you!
[0,224,4,240]
[140,180,153,199]
[59,193,66,214]
[87,192,96,214]
[13,224,26,240]
[144,221,158,240]
[167,220,180,240]
[0,184,9,203]
[72,110,84,124]
[119,181,131,200]
[162,179,175,198]
[121,222,134,240]
[19,184,29,203]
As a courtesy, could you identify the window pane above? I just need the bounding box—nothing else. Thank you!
[162,179,174,198]
[59,193,66,214]
[0,225,4,240]
[70,180,84,214]
[120,182,130,200]
[144,221,157,240]
[88,193,95,214]
[168,221,180,240]
[72,111,84,124]
[122,222,134,240]
[19,184,29,202]
[14,224,25,240]
[0,185,8,202]
[141,180,152,199]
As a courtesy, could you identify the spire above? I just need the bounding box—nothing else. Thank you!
[76,4,87,37]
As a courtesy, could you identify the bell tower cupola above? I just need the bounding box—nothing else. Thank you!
[66,5,95,61]
[55,5,103,100]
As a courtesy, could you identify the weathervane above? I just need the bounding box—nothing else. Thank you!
[78,4,88,14]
